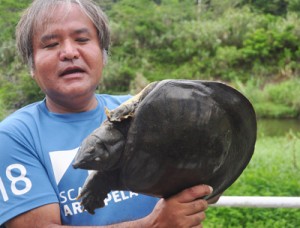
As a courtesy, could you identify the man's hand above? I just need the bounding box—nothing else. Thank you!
[143,184,213,228]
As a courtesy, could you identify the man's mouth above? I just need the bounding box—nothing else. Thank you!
[60,67,85,77]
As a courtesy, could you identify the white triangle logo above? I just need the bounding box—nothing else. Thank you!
[49,148,79,185]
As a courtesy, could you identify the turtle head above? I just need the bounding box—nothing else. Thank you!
[73,122,126,171]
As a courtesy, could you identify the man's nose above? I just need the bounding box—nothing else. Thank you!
[59,41,80,61]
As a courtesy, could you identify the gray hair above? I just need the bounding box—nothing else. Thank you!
[16,0,110,69]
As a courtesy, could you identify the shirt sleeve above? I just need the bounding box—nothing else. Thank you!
[0,127,58,225]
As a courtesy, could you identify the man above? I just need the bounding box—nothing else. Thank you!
[0,0,214,227]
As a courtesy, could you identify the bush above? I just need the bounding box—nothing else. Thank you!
[265,79,300,107]
[99,59,135,94]
[0,71,43,110]
[235,78,300,118]
[242,26,299,66]
[254,102,298,118]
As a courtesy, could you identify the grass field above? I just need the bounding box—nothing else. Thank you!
[204,132,300,227]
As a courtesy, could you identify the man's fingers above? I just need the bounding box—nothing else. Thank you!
[186,199,208,216]
[175,185,213,203]
[189,211,206,228]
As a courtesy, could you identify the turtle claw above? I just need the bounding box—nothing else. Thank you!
[76,194,82,201]
[77,171,112,214]
[80,190,107,214]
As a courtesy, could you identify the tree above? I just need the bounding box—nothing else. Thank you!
[288,0,300,13]
[240,0,288,15]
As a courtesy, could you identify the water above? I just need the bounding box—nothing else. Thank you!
[257,118,300,137]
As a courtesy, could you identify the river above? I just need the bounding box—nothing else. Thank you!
[258,118,300,137]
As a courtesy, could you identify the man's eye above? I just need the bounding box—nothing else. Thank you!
[44,42,58,48]
[77,38,89,43]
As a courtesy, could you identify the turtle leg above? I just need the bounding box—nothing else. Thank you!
[77,170,118,214]
[106,81,159,122]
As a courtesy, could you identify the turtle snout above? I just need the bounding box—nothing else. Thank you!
[73,146,95,169]
[72,160,82,169]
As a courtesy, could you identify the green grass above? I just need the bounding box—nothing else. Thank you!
[204,133,300,227]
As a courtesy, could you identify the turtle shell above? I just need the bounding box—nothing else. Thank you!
[120,79,256,200]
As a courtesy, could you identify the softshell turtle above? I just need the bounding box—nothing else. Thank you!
[73,79,257,214]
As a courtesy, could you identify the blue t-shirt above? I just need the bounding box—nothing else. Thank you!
[0,94,159,226]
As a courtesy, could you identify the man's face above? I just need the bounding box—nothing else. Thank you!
[32,4,104,112]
